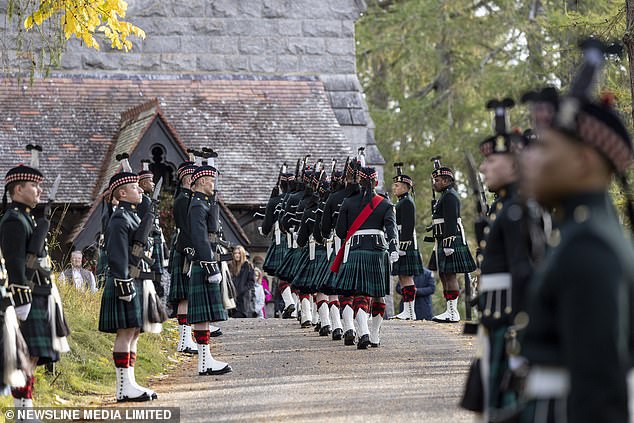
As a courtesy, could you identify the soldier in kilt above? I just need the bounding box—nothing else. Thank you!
[169,161,200,354]
[391,163,425,321]
[318,159,360,344]
[333,167,399,349]
[1,147,70,411]
[461,99,535,420]
[428,165,476,323]
[98,161,159,403]
[186,164,231,376]
[517,44,634,423]
[261,172,293,314]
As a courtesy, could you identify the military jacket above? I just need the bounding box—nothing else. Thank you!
[479,184,533,324]
[336,191,398,253]
[321,183,359,240]
[188,191,219,263]
[0,202,35,286]
[105,201,141,279]
[395,192,417,251]
[279,189,304,233]
[432,187,463,248]
[174,188,193,253]
[262,191,285,236]
[521,192,634,423]
[137,193,152,220]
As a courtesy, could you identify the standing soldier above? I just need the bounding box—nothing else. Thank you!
[391,163,425,320]
[332,166,399,349]
[98,154,159,402]
[1,145,70,410]
[518,40,634,423]
[169,158,200,354]
[462,99,534,420]
[428,161,477,323]
[187,162,232,376]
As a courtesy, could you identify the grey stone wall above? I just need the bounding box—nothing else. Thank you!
[53,0,366,75]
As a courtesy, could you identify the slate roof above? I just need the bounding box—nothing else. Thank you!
[0,74,353,207]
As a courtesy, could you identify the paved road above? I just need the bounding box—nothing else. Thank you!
[147,318,475,423]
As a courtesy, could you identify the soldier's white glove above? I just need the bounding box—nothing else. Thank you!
[258,226,264,236]
[389,251,400,263]
[293,232,299,242]
[208,273,222,284]
[443,248,455,256]
[14,304,31,321]
[118,294,134,302]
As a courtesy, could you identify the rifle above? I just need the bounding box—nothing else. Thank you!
[129,177,163,280]
[424,156,442,243]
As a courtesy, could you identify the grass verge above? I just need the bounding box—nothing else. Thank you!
[0,280,179,407]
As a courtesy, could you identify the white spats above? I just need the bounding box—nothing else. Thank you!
[432,299,460,323]
[183,326,198,351]
[369,313,383,346]
[393,300,416,321]
[115,367,150,402]
[355,309,370,337]
[300,298,312,327]
[126,367,157,400]
[330,304,343,331]
[197,343,232,376]
[281,286,294,309]
[318,302,331,329]
[342,304,355,332]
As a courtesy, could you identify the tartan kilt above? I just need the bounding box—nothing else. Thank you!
[276,248,301,281]
[288,248,309,287]
[391,249,425,276]
[21,293,59,364]
[294,246,327,293]
[263,235,288,275]
[334,249,390,298]
[99,276,143,333]
[428,237,476,274]
[168,250,188,303]
[187,263,227,324]
[315,252,341,295]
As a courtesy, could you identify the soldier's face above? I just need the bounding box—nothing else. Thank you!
[119,183,143,204]
[181,174,192,189]
[196,176,215,195]
[392,182,409,197]
[521,128,583,206]
[432,176,450,192]
[139,178,155,193]
[479,154,517,192]
[18,181,42,208]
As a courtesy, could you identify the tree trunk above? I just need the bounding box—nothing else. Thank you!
[624,0,634,122]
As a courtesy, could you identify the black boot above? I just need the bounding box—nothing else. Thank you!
[319,325,331,336]
[282,304,295,319]
[343,329,356,345]
[357,334,370,350]
[331,328,343,340]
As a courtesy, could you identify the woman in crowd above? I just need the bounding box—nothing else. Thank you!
[229,246,256,318]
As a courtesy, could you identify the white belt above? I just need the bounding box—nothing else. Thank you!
[343,230,385,263]
[274,221,281,245]
[432,218,445,224]
[457,217,467,245]
[413,228,418,249]
[326,237,334,260]
[287,231,293,249]
[525,366,570,399]
[334,235,342,254]
[309,236,316,260]
[480,273,511,291]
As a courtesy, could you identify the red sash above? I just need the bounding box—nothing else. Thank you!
[331,194,383,273]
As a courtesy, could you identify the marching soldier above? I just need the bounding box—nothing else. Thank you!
[98,154,160,402]
[186,162,232,376]
[169,158,199,354]
[462,99,534,420]
[428,162,477,323]
[332,166,399,349]
[518,40,634,423]
[1,145,70,411]
[391,163,425,320]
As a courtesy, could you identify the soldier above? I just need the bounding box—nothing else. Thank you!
[169,159,199,354]
[462,99,534,420]
[518,40,634,423]
[332,166,399,349]
[390,163,425,320]
[98,154,159,402]
[137,160,155,219]
[1,145,70,411]
[428,162,477,323]
[187,163,232,376]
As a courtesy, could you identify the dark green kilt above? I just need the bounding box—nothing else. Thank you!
[428,236,476,274]
[187,263,227,324]
[288,247,309,286]
[391,249,425,276]
[293,246,327,293]
[21,293,59,365]
[276,247,301,281]
[263,234,288,275]
[99,276,143,334]
[315,252,340,295]
[168,250,188,303]
[334,249,390,298]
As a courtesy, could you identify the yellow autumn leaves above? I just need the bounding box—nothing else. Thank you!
[24,0,145,52]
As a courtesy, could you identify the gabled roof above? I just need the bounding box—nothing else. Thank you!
[0,74,354,207]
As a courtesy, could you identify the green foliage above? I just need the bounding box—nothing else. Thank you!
[0,280,179,407]
[357,0,633,252]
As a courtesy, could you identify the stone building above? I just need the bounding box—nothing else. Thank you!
[0,0,384,256]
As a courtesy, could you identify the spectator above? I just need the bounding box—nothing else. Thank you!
[396,267,435,320]
[60,250,97,293]
[228,245,256,318]
[254,268,266,319]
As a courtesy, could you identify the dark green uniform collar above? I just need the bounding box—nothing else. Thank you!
[397,192,412,201]
[192,191,212,202]
[553,191,610,224]
[117,201,138,212]
[9,201,33,214]
[497,182,518,199]
[181,188,192,196]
